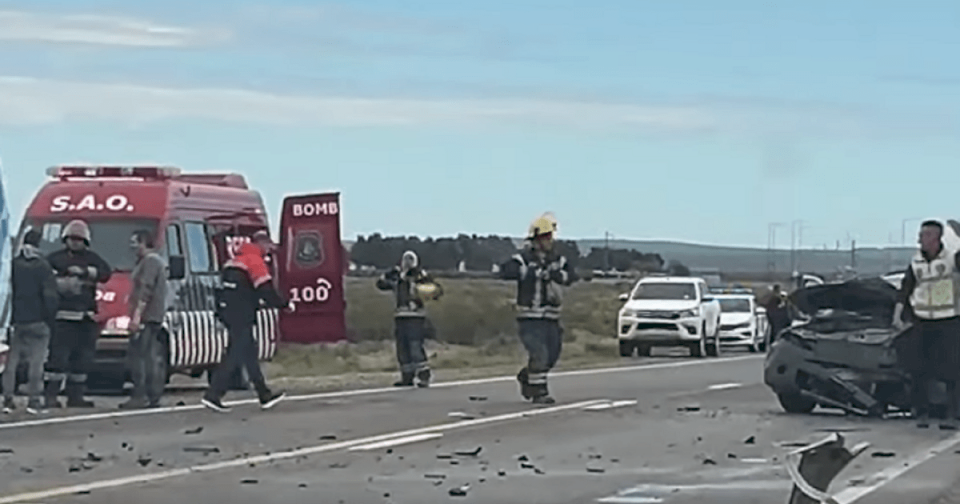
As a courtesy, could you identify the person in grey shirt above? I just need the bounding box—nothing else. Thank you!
[119,230,168,410]
[3,230,59,414]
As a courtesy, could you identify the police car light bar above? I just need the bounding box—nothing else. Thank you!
[46,165,182,179]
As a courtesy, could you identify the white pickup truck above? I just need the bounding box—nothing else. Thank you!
[617,276,722,358]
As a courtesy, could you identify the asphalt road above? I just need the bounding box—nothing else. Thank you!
[2,351,960,504]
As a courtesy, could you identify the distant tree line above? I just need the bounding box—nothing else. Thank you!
[348,234,682,274]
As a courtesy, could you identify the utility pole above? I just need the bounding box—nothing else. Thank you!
[851,239,857,269]
[768,222,787,274]
[603,231,613,271]
[790,220,807,273]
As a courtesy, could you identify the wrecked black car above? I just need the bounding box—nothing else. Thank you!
[764,277,915,417]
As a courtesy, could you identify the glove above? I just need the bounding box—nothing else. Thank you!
[87,266,98,279]
[550,269,567,284]
[67,265,85,276]
[286,300,296,313]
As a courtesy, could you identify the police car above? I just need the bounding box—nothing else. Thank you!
[711,288,768,353]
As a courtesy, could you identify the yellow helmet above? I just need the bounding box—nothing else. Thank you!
[527,212,558,240]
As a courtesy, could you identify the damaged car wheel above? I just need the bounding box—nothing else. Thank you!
[777,392,816,414]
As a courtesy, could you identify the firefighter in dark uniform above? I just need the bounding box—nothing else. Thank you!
[376,250,443,388]
[44,219,112,408]
[898,220,960,430]
[499,213,578,404]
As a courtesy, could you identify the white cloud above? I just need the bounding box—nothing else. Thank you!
[0,76,952,140]
[0,10,229,47]
[0,76,714,131]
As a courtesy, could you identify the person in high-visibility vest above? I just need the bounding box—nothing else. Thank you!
[899,219,960,430]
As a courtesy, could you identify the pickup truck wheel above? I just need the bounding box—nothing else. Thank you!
[619,340,636,357]
[637,344,652,357]
[689,329,706,358]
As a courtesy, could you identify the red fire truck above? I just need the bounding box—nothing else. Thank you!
[15,165,346,391]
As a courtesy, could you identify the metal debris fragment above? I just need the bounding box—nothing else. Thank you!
[319,435,338,441]
[185,427,204,435]
[86,452,102,462]
[871,451,895,458]
[744,435,756,444]
[137,455,152,467]
[449,484,470,497]
[455,447,483,457]
[183,446,220,455]
[469,396,488,401]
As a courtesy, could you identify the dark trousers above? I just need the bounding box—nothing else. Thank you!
[128,322,166,404]
[517,318,563,397]
[206,323,269,401]
[908,317,960,416]
[46,319,98,388]
[395,317,429,379]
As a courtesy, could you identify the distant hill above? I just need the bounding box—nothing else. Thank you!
[343,238,915,275]
[576,239,913,275]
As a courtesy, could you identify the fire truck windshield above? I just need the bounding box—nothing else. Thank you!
[23,218,160,271]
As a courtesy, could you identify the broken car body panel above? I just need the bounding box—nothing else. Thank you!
[763,277,914,417]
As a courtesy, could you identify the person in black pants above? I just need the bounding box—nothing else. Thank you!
[202,232,290,413]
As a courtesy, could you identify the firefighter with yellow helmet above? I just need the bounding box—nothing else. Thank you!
[376,250,444,388]
[498,212,578,404]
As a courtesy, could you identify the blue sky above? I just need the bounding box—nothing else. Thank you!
[0,0,958,248]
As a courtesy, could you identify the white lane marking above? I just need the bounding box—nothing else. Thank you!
[348,433,443,451]
[0,354,761,430]
[0,398,606,504]
[827,432,960,504]
[707,382,742,391]
[584,400,639,411]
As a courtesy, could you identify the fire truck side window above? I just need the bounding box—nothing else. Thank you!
[185,221,213,274]
[165,224,183,259]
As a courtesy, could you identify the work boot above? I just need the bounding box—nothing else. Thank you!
[516,369,532,400]
[65,383,94,408]
[913,408,930,428]
[43,380,63,409]
[532,395,556,405]
[393,373,414,387]
[260,391,286,410]
[416,369,432,388]
[941,384,960,431]
[2,397,14,414]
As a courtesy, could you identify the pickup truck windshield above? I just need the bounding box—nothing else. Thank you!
[719,298,752,312]
[23,218,160,272]
[632,283,697,300]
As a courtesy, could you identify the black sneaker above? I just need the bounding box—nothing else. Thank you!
[260,391,286,411]
[201,397,231,413]
[2,397,14,414]
[25,401,44,415]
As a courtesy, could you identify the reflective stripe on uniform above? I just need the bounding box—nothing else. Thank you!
[68,373,87,383]
[56,310,93,321]
[527,372,548,385]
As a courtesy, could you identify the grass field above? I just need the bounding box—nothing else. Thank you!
[266,276,637,386]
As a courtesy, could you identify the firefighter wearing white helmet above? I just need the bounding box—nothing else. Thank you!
[376,250,443,388]
[43,219,112,409]
[498,212,578,404]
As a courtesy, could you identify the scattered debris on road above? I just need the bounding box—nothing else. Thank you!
[678,404,701,412]
[449,484,471,497]
[871,451,896,458]
[455,447,483,457]
[0,447,13,455]
[437,453,454,460]
[744,435,756,444]
[137,455,152,467]
[241,479,258,485]
[727,453,738,459]
[469,396,488,402]
[517,454,529,462]
[587,466,606,474]
[183,446,220,455]
[319,435,338,441]
[425,474,446,480]
[702,457,717,465]
[497,469,507,477]
[448,411,476,420]
[184,426,204,435]
[86,452,103,462]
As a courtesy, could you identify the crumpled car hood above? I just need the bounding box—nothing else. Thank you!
[789,277,900,321]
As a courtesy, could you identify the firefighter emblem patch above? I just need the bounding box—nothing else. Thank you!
[937,263,947,276]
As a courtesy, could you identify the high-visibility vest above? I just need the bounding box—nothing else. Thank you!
[909,247,960,320]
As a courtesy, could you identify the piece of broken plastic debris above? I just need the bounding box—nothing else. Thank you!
[184,427,204,435]
[449,484,470,497]
[744,435,756,444]
[455,447,483,457]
